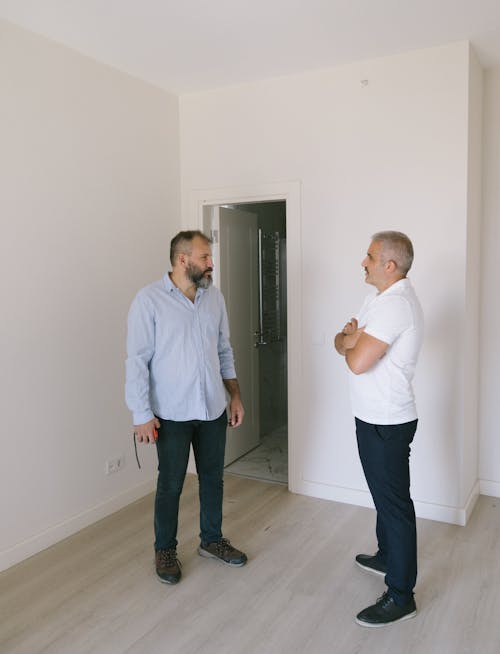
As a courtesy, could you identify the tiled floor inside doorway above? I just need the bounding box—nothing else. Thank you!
[225,425,288,484]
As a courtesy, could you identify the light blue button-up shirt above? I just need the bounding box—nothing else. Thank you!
[125,273,236,424]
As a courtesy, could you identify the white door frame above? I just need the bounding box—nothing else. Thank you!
[186,181,302,493]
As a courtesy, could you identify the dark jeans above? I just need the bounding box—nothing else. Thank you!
[355,417,418,606]
[154,410,227,551]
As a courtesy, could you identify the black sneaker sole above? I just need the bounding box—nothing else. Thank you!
[197,546,247,567]
[355,609,417,628]
[355,560,386,577]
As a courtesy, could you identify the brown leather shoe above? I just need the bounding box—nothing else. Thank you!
[198,538,247,567]
[155,548,181,584]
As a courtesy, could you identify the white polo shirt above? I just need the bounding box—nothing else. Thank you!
[348,278,424,425]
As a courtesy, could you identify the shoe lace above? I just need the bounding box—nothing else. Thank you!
[376,592,392,608]
[214,538,233,555]
[158,549,179,567]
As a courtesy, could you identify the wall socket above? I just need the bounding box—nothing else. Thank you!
[105,455,125,475]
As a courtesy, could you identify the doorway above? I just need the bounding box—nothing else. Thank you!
[206,201,288,485]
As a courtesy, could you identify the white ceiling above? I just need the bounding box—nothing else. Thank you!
[1,0,500,94]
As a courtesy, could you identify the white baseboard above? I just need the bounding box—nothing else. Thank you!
[3,475,494,573]
[298,479,375,510]
[480,478,500,498]
[463,480,481,523]
[296,479,481,526]
[0,478,156,573]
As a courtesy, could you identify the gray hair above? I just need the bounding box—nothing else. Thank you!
[372,231,414,275]
[170,230,212,266]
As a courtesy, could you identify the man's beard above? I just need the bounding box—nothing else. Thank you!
[187,263,213,289]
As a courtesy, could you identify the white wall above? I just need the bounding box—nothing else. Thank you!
[180,42,480,524]
[462,47,482,509]
[2,23,495,571]
[0,21,181,571]
[479,67,500,496]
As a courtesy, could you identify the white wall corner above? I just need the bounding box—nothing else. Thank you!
[464,480,481,523]
[478,69,500,488]
[460,42,483,505]
[480,479,500,499]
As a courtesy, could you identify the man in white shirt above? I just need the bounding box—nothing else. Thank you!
[335,231,424,627]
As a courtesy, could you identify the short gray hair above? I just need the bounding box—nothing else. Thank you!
[372,231,414,275]
[170,230,212,266]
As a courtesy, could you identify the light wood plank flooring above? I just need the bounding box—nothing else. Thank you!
[1,475,499,654]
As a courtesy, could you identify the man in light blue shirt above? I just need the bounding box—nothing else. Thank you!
[126,230,247,584]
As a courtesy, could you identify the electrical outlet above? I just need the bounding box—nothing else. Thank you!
[105,455,125,475]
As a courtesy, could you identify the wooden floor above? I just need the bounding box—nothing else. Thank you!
[1,475,499,654]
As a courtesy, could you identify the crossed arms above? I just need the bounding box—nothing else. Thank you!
[334,318,389,374]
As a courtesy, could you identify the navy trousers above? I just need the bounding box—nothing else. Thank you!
[154,410,227,551]
[355,417,418,605]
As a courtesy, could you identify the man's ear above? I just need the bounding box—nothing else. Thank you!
[385,259,397,273]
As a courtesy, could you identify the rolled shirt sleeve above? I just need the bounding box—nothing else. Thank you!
[125,292,156,425]
[218,297,236,380]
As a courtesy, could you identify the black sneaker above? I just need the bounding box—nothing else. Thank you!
[355,553,387,577]
[198,537,247,567]
[155,548,181,584]
[356,592,417,627]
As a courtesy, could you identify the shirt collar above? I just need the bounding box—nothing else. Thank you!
[379,277,410,296]
[163,272,207,299]
[163,272,176,293]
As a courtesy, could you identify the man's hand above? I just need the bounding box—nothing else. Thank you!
[134,417,160,444]
[343,326,365,350]
[334,317,363,355]
[342,317,358,335]
[228,396,245,427]
[223,378,245,427]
